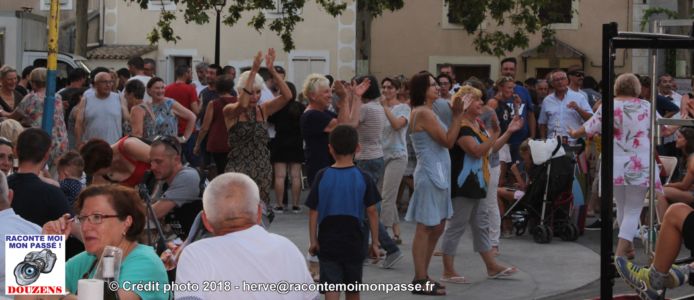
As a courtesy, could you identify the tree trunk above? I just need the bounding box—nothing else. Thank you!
[75,0,88,56]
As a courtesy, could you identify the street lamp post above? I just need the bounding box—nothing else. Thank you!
[213,0,227,66]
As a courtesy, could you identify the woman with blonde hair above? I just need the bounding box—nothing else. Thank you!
[0,65,24,111]
[570,72,663,259]
[440,85,519,284]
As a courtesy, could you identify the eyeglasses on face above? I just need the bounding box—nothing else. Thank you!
[569,72,584,77]
[76,213,120,225]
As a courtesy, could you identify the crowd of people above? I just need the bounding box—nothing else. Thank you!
[1,46,694,299]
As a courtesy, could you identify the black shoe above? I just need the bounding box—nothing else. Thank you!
[585,219,602,231]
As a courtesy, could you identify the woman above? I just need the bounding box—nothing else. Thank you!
[569,73,662,259]
[268,82,305,213]
[380,77,410,242]
[42,185,170,299]
[132,77,195,141]
[657,128,694,221]
[15,67,68,166]
[405,71,464,295]
[440,85,518,284]
[195,75,236,176]
[0,65,24,111]
[0,137,14,175]
[80,137,151,187]
[223,49,291,208]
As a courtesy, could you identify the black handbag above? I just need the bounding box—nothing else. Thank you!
[459,171,487,199]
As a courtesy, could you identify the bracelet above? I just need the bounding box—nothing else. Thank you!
[242,88,252,95]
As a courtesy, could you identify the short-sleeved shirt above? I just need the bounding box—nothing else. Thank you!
[538,90,593,142]
[305,166,381,263]
[382,103,411,160]
[432,98,453,128]
[160,166,200,207]
[496,96,533,145]
[65,244,170,300]
[301,109,337,181]
[165,82,199,135]
[9,173,71,227]
[450,124,489,198]
[356,101,386,160]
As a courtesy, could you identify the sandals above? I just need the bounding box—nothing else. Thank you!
[488,267,518,279]
[411,279,446,296]
[440,275,470,284]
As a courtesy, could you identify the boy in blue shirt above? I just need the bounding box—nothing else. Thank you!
[307,125,380,300]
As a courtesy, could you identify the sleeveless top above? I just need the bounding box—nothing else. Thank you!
[83,92,122,144]
[410,112,450,190]
[151,98,178,137]
[207,96,236,153]
[227,107,269,159]
[136,103,156,140]
[116,137,151,187]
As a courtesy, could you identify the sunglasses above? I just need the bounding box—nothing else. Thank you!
[569,72,584,77]
[153,135,181,155]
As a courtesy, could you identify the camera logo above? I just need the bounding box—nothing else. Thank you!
[14,249,57,286]
[5,234,66,295]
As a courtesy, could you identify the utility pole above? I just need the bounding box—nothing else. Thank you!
[43,0,60,134]
[75,0,88,56]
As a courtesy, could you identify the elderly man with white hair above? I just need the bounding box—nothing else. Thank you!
[175,173,318,300]
[0,171,41,299]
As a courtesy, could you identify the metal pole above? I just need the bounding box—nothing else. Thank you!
[42,0,59,134]
[600,22,617,300]
[647,21,661,256]
[215,9,221,66]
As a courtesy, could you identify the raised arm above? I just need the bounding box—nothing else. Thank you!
[224,51,263,121]
[261,48,293,117]
[382,98,407,130]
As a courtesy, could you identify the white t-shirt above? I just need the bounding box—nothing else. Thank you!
[128,75,153,102]
[192,80,207,96]
[175,225,317,300]
[0,209,42,297]
[356,101,386,160]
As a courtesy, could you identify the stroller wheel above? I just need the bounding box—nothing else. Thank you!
[560,223,579,241]
[533,225,552,244]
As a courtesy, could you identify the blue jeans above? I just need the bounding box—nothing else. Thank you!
[356,157,385,186]
[183,131,201,167]
[362,221,400,255]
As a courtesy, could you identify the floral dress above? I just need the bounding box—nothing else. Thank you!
[583,98,662,193]
[151,98,178,137]
[16,92,68,166]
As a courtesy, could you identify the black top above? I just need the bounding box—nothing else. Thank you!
[450,124,487,198]
[9,173,71,227]
[301,109,337,181]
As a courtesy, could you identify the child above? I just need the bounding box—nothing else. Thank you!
[57,151,85,205]
[497,139,533,236]
[306,125,380,300]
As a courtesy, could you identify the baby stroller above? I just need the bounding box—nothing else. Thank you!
[502,137,580,244]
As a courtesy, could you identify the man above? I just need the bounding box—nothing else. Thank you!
[494,58,537,161]
[58,69,88,121]
[658,73,683,157]
[535,79,549,105]
[150,136,201,237]
[640,75,679,118]
[192,62,209,95]
[439,63,460,93]
[127,56,152,102]
[143,58,157,77]
[116,68,131,92]
[566,65,599,108]
[165,65,201,166]
[223,65,237,81]
[176,173,317,300]
[0,171,41,298]
[15,66,33,97]
[75,72,126,146]
[8,129,82,258]
[198,64,224,122]
[538,70,593,143]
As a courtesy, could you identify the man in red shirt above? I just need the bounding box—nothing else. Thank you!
[165,65,201,166]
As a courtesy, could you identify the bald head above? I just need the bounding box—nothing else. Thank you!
[94,72,114,96]
[202,173,260,229]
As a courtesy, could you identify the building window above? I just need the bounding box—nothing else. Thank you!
[264,0,302,19]
[539,0,572,24]
[40,0,73,11]
[147,0,176,11]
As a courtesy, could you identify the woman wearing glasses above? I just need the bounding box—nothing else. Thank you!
[223,49,292,208]
[80,137,151,187]
[41,184,170,300]
[15,68,68,167]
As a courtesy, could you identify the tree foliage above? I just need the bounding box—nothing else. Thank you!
[126,0,403,52]
[447,0,562,56]
[128,0,563,56]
